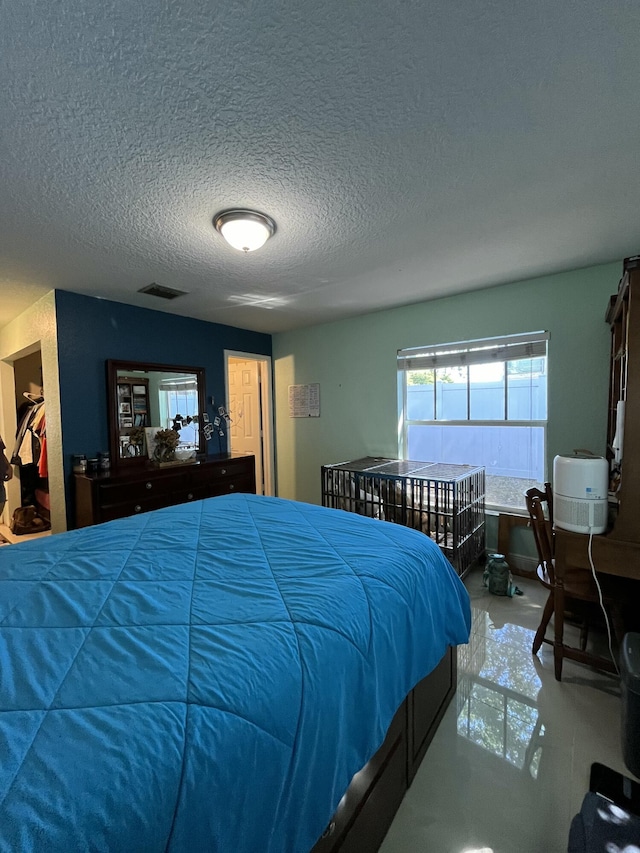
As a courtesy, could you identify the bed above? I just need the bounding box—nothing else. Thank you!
[0,493,471,852]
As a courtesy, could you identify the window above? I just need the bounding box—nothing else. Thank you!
[397,332,548,511]
[158,376,200,448]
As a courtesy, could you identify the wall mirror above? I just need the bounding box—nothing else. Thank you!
[106,360,206,468]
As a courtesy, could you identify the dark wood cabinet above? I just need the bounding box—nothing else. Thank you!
[555,265,640,578]
[606,266,640,545]
[75,453,255,528]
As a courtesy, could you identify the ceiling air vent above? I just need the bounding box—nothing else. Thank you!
[138,283,188,300]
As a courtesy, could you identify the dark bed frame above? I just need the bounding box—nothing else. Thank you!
[311,646,457,853]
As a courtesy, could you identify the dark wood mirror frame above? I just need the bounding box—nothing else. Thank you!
[106,359,207,469]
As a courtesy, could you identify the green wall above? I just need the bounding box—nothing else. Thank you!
[272,261,620,541]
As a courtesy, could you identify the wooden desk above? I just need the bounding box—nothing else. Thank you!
[555,528,640,581]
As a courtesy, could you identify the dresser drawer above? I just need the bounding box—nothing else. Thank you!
[97,474,185,505]
[174,485,208,504]
[188,458,252,487]
[174,473,253,504]
[99,494,174,523]
[186,457,254,496]
[206,474,255,498]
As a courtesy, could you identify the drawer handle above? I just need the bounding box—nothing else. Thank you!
[228,484,235,490]
[134,504,142,513]
[321,822,336,839]
[220,468,227,475]
[187,493,194,500]
[145,482,153,490]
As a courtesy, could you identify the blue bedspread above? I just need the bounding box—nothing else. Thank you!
[0,493,470,852]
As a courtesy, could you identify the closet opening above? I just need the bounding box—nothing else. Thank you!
[0,348,52,543]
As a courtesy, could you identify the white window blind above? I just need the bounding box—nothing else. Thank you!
[398,332,549,371]
[158,378,198,391]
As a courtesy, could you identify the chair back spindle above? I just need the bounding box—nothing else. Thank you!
[525,484,555,584]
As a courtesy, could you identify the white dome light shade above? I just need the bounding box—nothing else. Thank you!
[213,209,276,252]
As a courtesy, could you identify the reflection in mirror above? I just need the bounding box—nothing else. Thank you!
[107,360,206,467]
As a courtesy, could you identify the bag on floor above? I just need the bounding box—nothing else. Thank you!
[483,553,522,597]
[10,505,51,536]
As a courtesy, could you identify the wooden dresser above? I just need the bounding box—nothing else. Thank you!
[75,452,255,528]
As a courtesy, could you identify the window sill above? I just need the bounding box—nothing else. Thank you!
[485,506,529,517]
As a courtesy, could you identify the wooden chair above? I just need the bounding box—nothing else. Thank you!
[526,484,626,681]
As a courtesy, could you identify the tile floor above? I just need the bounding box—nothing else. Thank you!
[380,568,634,853]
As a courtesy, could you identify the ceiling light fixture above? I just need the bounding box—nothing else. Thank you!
[213,209,276,253]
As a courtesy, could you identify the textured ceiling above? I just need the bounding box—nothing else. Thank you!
[2,1,640,334]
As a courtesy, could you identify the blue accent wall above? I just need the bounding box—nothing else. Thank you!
[55,290,272,525]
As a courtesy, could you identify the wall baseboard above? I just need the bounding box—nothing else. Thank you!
[508,551,537,577]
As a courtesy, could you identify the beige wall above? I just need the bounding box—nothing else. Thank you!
[0,291,65,532]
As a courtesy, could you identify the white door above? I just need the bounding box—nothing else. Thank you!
[227,357,265,494]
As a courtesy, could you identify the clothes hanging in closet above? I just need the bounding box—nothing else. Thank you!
[37,415,48,479]
[11,396,48,511]
[12,398,45,470]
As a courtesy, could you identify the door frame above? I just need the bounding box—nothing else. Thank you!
[224,350,275,496]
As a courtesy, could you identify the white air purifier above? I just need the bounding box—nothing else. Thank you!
[553,454,609,535]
